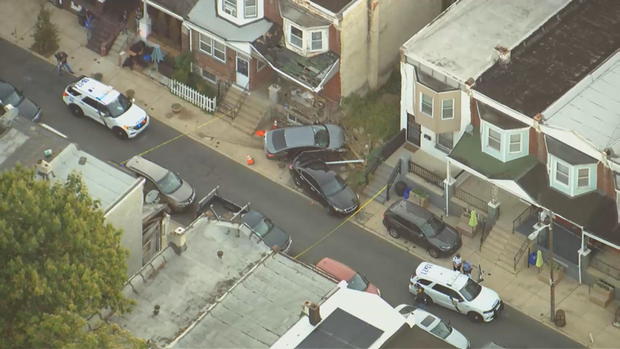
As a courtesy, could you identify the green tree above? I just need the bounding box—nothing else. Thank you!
[0,166,141,349]
[31,5,59,57]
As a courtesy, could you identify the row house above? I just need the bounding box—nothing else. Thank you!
[399,0,620,289]
[140,0,442,122]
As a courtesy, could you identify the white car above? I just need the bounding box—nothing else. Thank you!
[62,76,149,139]
[395,304,470,349]
[409,262,503,322]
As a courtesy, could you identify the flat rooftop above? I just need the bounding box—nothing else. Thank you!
[310,0,356,14]
[403,0,568,83]
[475,0,620,117]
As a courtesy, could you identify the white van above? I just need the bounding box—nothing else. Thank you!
[409,262,503,322]
[62,77,149,139]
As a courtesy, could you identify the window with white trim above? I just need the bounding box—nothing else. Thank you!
[199,34,213,55]
[213,41,226,62]
[311,31,323,51]
[488,128,501,151]
[548,154,597,196]
[577,168,590,187]
[509,133,521,153]
[290,25,303,49]
[201,69,217,83]
[199,33,226,63]
[283,19,329,56]
[441,99,454,119]
[436,132,453,152]
[421,93,433,116]
[555,161,569,185]
[244,0,257,18]
[223,0,237,16]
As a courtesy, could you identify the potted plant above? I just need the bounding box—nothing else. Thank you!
[410,188,430,208]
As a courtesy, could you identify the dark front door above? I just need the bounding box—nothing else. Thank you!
[407,113,421,146]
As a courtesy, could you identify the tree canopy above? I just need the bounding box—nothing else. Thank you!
[0,166,143,348]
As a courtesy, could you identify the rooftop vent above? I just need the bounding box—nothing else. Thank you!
[495,45,511,65]
[79,156,87,165]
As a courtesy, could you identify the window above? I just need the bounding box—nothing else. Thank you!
[199,34,213,55]
[223,0,237,16]
[244,0,257,18]
[578,168,589,187]
[488,128,501,151]
[417,279,432,286]
[201,69,217,83]
[421,93,433,116]
[311,31,323,51]
[441,99,454,119]
[556,162,569,185]
[290,25,303,48]
[436,132,453,151]
[199,34,226,63]
[509,133,521,153]
[432,284,453,296]
[213,41,226,62]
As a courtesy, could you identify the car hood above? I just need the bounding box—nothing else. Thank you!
[327,187,359,211]
[428,226,460,249]
[262,226,291,251]
[166,180,194,203]
[17,97,41,121]
[468,286,501,312]
[325,124,345,150]
[445,328,470,349]
[115,103,147,127]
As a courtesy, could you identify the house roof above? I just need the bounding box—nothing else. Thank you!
[111,218,336,348]
[310,0,356,14]
[546,136,597,166]
[402,0,569,83]
[148,0,199,17]
[187,0,272,42]
[478,101,528,130]
[475,0,620,117]
[281,0,330,27]
[48,144,138,213]
[544,52,620,159]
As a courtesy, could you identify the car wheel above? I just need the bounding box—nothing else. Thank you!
[113,127,128,140]
[388,227,400,239]
[468,312,483,322]
[69,104,83,118]
[429,248,440,258]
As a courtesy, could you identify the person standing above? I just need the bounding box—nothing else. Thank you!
[452,253,462,272]
[55,51,74,75]
[85,11,94,42]
[462,261,472,277]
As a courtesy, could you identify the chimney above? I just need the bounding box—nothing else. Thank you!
[36,159,55,180]
[169,227,187,255]
[495,46,510,65]
[308,302,321,326]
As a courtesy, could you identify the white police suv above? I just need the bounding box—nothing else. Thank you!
[62,77,149,139]
[409,262,503,322]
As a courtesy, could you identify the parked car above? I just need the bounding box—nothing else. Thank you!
[289,152,359,215]
[410,262,503,322]
[395,304,470,349]
[383,200,461,258]
[315,257,380,295]
[0,80,42,122]
[241,210,292,253]
[264,124,345,159]
[62,76,149,139]
[125,156,195,212]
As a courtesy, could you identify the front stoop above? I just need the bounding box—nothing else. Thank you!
[480,223,528,274]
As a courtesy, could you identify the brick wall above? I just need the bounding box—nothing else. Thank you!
[470,99,480,128]
[250,58,275,90]
[191,30,236,83]
[320,72,341,101]
[329,25,341,55]
[265,0,282,23]
[597,162,616,198]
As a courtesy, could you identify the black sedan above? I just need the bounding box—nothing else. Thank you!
[0,80,41,122]
[289,152,359,215]
[242,210,292,253]
[383,199,461,258]
[264,124,345,159]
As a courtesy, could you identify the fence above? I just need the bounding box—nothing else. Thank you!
[385,158,402,202]
[453,187,488,214]
[513,205,536,234]
[168,79,217,112]
[363,129,406,183]
[409,161,444,188]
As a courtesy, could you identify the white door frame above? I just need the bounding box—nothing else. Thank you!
[235,53,250,89]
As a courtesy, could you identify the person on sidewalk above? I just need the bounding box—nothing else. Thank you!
[54,51,74,75]
[462,261,472,277]
[85,11,94,42]
[452,253,462,272]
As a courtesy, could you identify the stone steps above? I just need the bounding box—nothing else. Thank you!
[481,224,528,274]
[362,164,394,203]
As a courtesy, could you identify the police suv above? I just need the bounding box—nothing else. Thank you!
[410,262,503,322]
[62,77,149,139]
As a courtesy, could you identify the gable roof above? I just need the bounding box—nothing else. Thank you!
[402,0,569,83]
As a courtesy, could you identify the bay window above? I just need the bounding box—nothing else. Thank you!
[509,133,521,153]
[311,31,323,51]
[223,0,237,16]
[421,93,433,116]
[555,162,569,185]
[244,0,257,18]
[283,19,329,55]
[548,154,596,196]
[488,128,501,151]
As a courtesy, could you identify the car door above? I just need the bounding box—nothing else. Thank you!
[405,218,426,245]
[81,96,105,124]
[389,215,409,238]
[431,284,459,311]
[302,172,324,203]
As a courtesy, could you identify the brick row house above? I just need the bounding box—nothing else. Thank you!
[399,0,620,289]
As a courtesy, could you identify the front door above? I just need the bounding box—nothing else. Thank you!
[235,54,250,89]
[407,113,421,146]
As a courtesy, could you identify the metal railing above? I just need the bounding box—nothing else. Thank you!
[408,161,444,188]
[363,129,406,184]
[513,205,536,234]
[513,238,532,272]
[385,158,402,202]
[590,256,620,281]
[477,218,492,251]
[454,187,488,213]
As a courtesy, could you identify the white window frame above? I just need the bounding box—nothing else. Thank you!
[310,31,323,51]
[244,0,257,18]
[555,161,570,186]
[289,24,303,49]
[488,128,501,152]
[577,168,590,188]
[199,34,213,55]
[509,133,522,153]
[441,99,454,120]
[199,33,226,63]
[420,93,433,117]
[201,68,217,83]
[283,19,329,56]
[436,132,453,152]
[223,0,237,17]
[213,40,226,62]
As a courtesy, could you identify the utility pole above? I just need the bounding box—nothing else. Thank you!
[547,210,556,323]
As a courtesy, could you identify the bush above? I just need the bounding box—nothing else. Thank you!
[31,5,59,57]
[172,52,194,84]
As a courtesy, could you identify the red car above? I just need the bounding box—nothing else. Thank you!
[315,258,381,296]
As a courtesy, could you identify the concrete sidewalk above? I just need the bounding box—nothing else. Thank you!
[1,1,618,347]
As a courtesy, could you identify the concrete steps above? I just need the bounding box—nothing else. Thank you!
[481,224,528,274]
[109,31,130,57]
[362,163,394,203]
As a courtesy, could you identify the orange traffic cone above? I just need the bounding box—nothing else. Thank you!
[255,129,266,137]
[246,155,255,165]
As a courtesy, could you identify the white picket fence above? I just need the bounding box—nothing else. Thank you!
[167,78,217,112]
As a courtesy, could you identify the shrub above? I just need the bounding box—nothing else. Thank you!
[172,52,194,84]
[31,5,59,57]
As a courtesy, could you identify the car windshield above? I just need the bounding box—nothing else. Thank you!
[313,125,329,147]
[251,218,273,237]
[106,93,132,118]
[398,305,416,315]
[322,175,346,196]
[156,171,183,194]
[459,278,482,301]
[347,273,369,291]
[421,216,444,237]
[429,319,453,339]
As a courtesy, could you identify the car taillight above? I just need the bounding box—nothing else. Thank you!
[266,153,275,158]
[62,91,68,97]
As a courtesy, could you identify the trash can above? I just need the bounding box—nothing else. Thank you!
[554,309,566,327]
[394,181,407,197]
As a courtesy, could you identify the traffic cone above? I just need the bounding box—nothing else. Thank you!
[255,129,266,137]
[246,155,255,165]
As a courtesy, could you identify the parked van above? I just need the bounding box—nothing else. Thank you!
[409,262,503,322]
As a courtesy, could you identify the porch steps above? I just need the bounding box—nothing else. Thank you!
[480,223,528,274]
[234,93,271,135]
[109,31,131,57]
[362,163,394,204]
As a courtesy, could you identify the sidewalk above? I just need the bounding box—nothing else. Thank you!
[1,1,618,347]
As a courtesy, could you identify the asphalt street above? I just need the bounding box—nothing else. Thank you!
[0,38,582,349]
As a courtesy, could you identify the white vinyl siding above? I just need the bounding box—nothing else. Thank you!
[421,93,433,117]
[441,99,454,120]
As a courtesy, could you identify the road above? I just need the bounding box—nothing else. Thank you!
[0,38,581,349]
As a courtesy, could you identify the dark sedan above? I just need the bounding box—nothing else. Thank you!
[289,152,359,215]
[264,124,345,159]
[0,80,41,122]
[242,210,292,253]
[383,200,461,258]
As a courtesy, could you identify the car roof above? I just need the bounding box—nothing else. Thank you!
[242,210,265,227]
[125,156,168,182]
[316,257,356,281]
[389,200,433,221]
[72,77,119,104]
[415,262,465,288]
